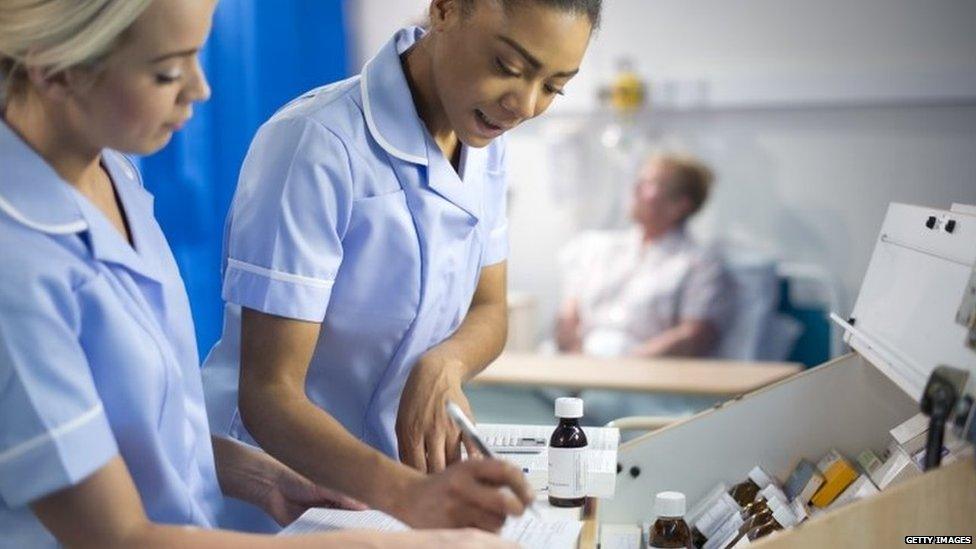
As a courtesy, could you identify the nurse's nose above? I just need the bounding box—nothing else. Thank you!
[182,56,211,104]
[501,83,541,121]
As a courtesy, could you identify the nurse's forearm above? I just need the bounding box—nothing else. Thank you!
[211,435,286,510]
[30,456,402,548]
[424,300,508,379]
[240,380,422,515]
[238,308,424,516]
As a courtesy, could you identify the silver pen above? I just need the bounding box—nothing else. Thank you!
[445,400,542,518]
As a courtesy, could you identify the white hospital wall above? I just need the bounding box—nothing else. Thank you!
[349,1,976,345]
[348,0,429,70]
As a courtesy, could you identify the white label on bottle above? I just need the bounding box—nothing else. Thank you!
[711,529,744,549]
[548,446,587,498]
[703,515,744,549]
[695,493,740,538]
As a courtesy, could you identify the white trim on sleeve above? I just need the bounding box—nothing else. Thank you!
[226,257,335,289]
[0,403,105,465]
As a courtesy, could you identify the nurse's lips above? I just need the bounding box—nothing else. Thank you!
[474,109,515,136]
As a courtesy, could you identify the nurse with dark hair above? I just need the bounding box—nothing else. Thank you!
[202,0,603,533]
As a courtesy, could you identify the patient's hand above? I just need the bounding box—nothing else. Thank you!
[555,300,583,353]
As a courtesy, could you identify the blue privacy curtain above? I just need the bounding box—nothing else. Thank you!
[140,1,350,359]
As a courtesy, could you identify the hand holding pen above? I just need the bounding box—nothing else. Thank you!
[446,401,543,518]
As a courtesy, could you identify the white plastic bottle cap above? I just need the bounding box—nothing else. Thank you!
[555,397,584,418]
[759,484,786,504]
[748,466,774,489]
[772,505,797,528]
[655,491,686,518]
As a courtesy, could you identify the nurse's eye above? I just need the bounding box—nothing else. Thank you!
[545,84,566,96]
[155,72,182,85]
[494,57,521,78]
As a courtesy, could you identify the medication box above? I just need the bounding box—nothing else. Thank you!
[596,203,976,548]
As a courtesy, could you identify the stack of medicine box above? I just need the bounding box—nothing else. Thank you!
[867,412,973,490]
[783,411,974,519]
[683,412,974,548]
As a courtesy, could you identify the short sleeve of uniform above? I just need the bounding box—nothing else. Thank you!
[222,117,354,322]
[679,247,735,329]
[0,255,117,507]
[480,136,509,266]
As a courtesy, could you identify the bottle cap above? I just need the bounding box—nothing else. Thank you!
[772,505,797,528]
[555,397,584,418]
[655,491,686,518]
[759,484,787,504]
[748,466,774,489]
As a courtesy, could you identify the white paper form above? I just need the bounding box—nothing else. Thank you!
[500,514,584,548]
[598,523,642,549]
[280,509,408,535]
[280,508,583,549]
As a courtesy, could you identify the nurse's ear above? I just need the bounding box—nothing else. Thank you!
[428,0,464,33]
[24,61,100,104]
[24,66,77,104]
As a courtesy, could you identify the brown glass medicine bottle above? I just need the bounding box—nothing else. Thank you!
[548,397,588,507]
[738,485,786,521]
[721,497,784,549]
[728,467,774,507]
[743,505,798,544]
[649,491,693,549]
[689,467,773,548]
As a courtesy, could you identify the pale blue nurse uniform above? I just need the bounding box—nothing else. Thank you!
[202,25,508,467]
[0,121,222,547]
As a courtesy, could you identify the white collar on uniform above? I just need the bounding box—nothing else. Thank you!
[359,26,491,223]
[360,26,430,166]
[0,118,164,282]
[0,119,88,234]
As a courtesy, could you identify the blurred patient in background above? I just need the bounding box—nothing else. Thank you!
[555,152,734,360]
[552,152,735,426]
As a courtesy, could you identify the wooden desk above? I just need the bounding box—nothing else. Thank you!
[579,499,599,549]
[470,353,802,396]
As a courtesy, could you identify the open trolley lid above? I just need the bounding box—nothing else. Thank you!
[839,203,976,402]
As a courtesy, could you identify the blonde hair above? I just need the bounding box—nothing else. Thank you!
[651,152,715,221]
[0,0,154,104]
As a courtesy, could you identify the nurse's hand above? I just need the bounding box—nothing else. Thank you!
[395,459,533,532]
[263,460,368,526]
[397,355,477,473]
[212,435,367,526]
